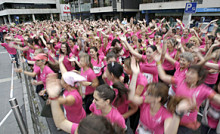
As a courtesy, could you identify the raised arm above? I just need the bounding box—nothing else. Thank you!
[128,56,144,106]
[46,74,73,133]
[154,53,173,84]
[119,35,143,59]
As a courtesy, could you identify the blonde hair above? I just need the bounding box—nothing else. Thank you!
[189,36,200,47]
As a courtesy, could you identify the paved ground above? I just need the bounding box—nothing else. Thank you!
[0,46,24,134]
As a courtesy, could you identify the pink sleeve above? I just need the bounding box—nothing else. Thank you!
[114,115,126,129]
[89,102,95,113]
[201,86,216,100]
[87,69,97,81]
[46,66,54,74]
[33,66,40,74]
[71,123,78,134]
[174,61,179,69]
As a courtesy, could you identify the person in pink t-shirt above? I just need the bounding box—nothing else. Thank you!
[78,52,99,114]
[201,80,220,134]
[89,46,105,84]
[120,35,159,83]
[46,74,124,134]
[156,55,220,133]
[129,57,196,134]
[181,29,190,47]
[90,84,126,130]
[59,43,75,71]
[162,38,177,75]
[105,61,138,118]
[59,72,86,123]
[33,53,54,96]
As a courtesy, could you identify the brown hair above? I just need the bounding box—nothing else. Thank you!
[78,115,124,134]
[188,65,207,86]
[147,82,185,113]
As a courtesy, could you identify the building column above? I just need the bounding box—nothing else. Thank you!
[3,16,7,24]
[51,13,54,21]
[8,15,11,24]
[32,14,35,22]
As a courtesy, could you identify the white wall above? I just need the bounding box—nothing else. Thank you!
[90,6,113,13]
[0,0,57,4]
[0,9,59,16]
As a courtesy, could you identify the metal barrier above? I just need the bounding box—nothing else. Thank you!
[9,98,28,134]
[9,50,50,134]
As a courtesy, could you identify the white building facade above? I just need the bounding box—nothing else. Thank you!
[0,0,61,24]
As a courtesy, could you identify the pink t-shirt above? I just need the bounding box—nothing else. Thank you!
[40,65,54,89]
[80,68,96,95]
[137,96,172,134]
[207,101,220,129]
[173,77,216,129]
[140,56,158,83]
[33,64,41,82]
[89,103,126,129]
[181,37,190,46]
[63,89,86,123]
[63,55,75,71]
[0,42,17,55]
[91,57,104,77]
[204,60,219,85]
[162,50,177,71]
[130,73,148,96]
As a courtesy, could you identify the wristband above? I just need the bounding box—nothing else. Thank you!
[174,109,184,118]
[89,82,92,86]
[156,61,161,65]
[25,59,28,63]
[49,96,59,100]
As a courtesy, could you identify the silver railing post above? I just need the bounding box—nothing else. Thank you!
[9,98,28,134]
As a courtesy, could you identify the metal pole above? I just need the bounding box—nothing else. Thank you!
[9,98,28,134]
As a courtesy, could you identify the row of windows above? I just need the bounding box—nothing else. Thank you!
[0,3,57,11]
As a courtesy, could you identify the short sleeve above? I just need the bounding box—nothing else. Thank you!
[87,69,97,82]
[174,61,179,69]
[33,66,40,74]
[71,123,78,134]
[89,102,95,113]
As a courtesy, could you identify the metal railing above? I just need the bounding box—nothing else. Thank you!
[8,50,50,134]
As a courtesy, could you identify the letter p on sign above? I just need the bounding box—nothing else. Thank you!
[185,2,197,13]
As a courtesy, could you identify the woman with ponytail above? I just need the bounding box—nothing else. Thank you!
[128,56,196,134]
[105,61,138,119]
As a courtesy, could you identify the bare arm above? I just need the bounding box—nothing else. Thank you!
[128,57,144,106]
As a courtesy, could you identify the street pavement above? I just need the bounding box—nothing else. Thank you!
[0,46,24,134]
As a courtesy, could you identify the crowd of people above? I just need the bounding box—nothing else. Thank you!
[0,17,220,134]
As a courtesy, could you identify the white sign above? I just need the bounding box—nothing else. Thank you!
[60,4,71,15]
[60,4,71,20]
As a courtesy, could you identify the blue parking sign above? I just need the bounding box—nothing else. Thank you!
[185,2,197,13]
